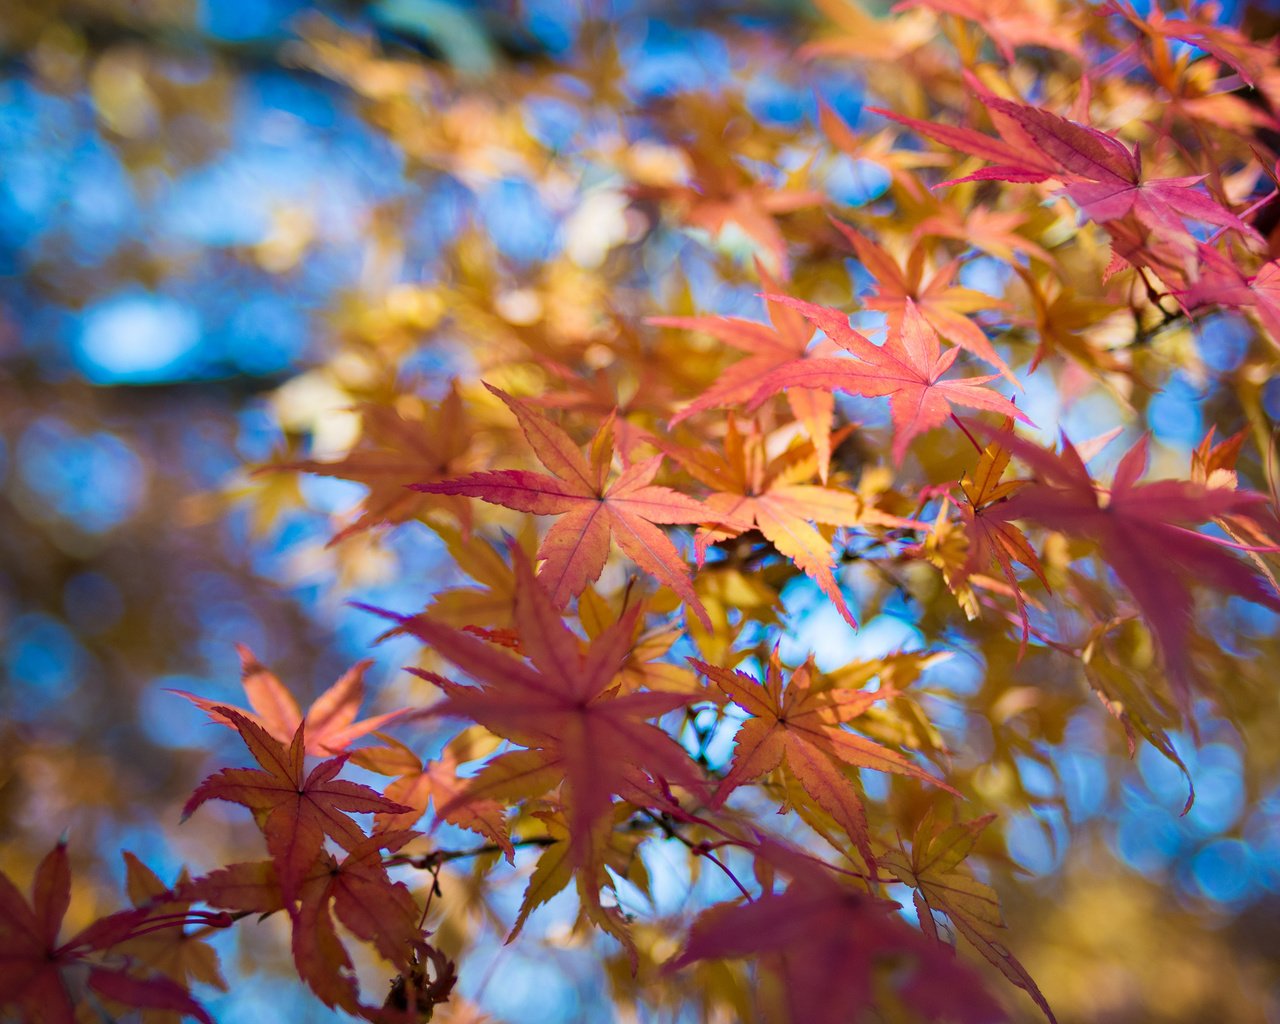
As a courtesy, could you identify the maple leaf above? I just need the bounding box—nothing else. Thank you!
[882,813,1056,1023]
[650,259,837,480]
[276,384,473,544]
[628,137,823,276]
[870,90,1258,252]
[414,385,736,626]
[818,97,951,204]
[1182,245,1280,349]
[670,838,1006,1024]
[504,806,651,946]
[953,423,1050,644]
[1012,264,1131,375]
[669,417,919,629]
[1191,428,1280,535]
[1103,0,1277,89]
[748,294,1029,463]
[690,649,956,869]
[992,430,1280,706]
[525,317,682,458]
[291,832,426,1013]
[177,860,284,919]
[361,543,707,879]
[900,0,1083,62]
[915,204,1056,268]
[802,0,937,62]
[182,708,413,900]
[0,842,213,1024]
[416,520,540,631]
[171,644,410,756]
[831,219,1015,379]
[351,727,512,857]
[1186,428,1280,606]
[181,836,436,1021]
[115,854,228,1021]
[1080,617,1196,813]
[577,585,701,695]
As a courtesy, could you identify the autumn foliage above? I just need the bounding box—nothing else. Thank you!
[8,1,1280,1022]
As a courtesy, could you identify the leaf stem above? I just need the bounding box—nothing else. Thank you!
[951,414,983,454]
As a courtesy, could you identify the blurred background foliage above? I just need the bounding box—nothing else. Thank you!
[3,0,1280,1021]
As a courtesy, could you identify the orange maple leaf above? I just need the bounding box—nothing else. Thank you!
[650,260,837,480]
[690,649,956,869]
[351,728,512,858]
[502,806,651,948]
[831,219,1015,380]
[817,98,950,205]
[900,0,1083,61]
[171,645,410,756]
[115,853,228,1015]
[668,417,920,628]
[628,139,822,276]
[882,812,1057,1024]
[577,585,701,696]
[278,384,473,544]
[954,422,1050,645]
[914,205,1056,269]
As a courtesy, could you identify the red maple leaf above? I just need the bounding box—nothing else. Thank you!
[0,843,213,1024]
[172,645,410,756]
[414,385,738,625]
[748,294,1028,463]
[181,835,441,1022]
[182,708,413,901]
[1181,245,1280,349]
[669,838,1006,1024]
[992,430,1280,706]
[360,543,708,875]
[177,860,284,919]
[870,88,1258,250]
[291,832,428,1014]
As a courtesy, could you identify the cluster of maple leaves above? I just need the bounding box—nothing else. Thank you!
[9,1,1280,1022]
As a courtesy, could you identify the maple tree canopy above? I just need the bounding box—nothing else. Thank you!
[5,1,1280,1023]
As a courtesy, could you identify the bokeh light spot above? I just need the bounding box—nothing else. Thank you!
[77,291,202,383]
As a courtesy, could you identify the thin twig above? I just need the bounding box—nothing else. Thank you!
[386,835,560,872]
[637,809,754,901]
